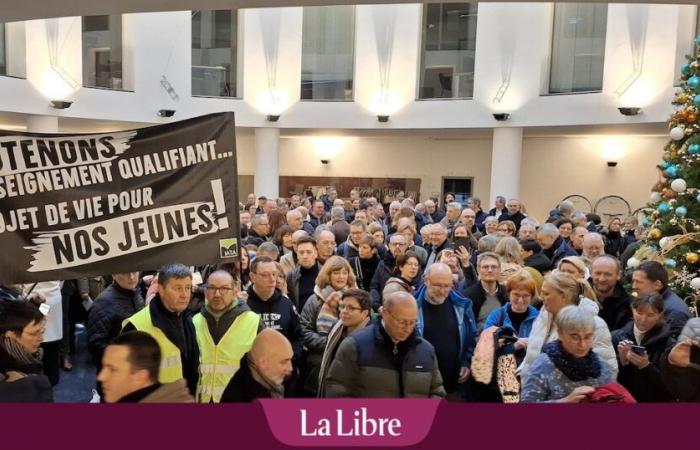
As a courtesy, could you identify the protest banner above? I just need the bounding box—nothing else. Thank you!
[0,112,239,283]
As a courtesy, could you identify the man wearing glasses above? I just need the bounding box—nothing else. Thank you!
[122,264,200,396]
[192,270,263,403]
[459,252,509,333]
[324,291,446,398]
[414,263,476,401]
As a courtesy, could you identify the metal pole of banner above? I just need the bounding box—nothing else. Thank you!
[22,282,38,301]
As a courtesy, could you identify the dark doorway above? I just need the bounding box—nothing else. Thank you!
[442,177,473,208]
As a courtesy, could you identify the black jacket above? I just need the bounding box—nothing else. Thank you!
[604,230,627,258]
[324,321,446,398]
[459,281,509,324]
[220,353,278,402]
[87,283,145,368]
[543,236,577,270]
[612,322,675,402]
[0,338,52,403]
[246,286,303,359]
[370,253,420,311]
[122,295,199,395]
[596,283,633,332]
[523,252,552,274]
[497,211,526,230]
[348,255,379,292]
[244,229,266,247]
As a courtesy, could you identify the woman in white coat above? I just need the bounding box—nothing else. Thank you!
[518,270,617,384]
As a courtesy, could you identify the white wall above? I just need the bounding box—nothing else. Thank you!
[0,3,696,129]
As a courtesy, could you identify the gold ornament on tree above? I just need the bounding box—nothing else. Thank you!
[686,252,699,264]
[649,228,663,240]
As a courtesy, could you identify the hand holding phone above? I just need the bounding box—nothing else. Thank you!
[630,345,646,356]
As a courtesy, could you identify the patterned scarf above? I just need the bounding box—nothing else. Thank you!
[0,336,42,367]
[542,340,601,382]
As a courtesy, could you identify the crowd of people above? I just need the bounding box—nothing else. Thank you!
[2,189,700,403]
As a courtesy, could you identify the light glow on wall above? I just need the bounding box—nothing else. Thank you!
[618,76,656,108]
[600,137,626,162]
[254,88,291,116]
[311,136,347,161]
[37,67,77,100]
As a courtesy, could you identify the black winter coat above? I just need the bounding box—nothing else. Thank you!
[596,283,633,332]
[87,283,145,368]
[612,322,675,402]
[220,353,277,402]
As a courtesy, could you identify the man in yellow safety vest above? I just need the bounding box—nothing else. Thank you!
[194,269,263,402]
[123,264,199,395]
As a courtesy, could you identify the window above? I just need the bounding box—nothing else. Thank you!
[301,5,355,101]
[549,3,607,94]
[82,15,123,89]
[192,10,239,98]
[418,3,477,100]
[0,23,6,76]
[673,5,698,86]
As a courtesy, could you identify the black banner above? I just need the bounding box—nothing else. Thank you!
[0,112,239,283]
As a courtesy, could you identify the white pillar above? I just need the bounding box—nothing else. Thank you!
[489,127,523,206]
[254,127,280,198]
[26,115,59,133]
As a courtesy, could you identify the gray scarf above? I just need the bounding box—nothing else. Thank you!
[1,336,42,367]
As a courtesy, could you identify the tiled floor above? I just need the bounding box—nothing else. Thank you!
[52,325,98,403]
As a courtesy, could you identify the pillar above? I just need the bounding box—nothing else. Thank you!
[489,127,523,206]
[254,127,280,198]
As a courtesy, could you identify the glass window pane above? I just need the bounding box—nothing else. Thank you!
[0,23,6,76]
[191,10,238,98]
[549,3,607,94]
[419,3,478,100]
[82,15,123,89]
[301,5,355,101]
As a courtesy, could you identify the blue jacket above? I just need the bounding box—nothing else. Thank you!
[484,302,539,338]
[414,285,477,368]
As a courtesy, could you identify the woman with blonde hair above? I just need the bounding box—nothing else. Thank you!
[557,256,589,280]
[518,270,616,383]
[299,256,357,395]
[494,237,523,283]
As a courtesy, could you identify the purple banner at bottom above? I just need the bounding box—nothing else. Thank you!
[259,399,440,446]
[3,403,700,449]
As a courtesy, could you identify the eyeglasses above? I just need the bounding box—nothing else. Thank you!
[386,308,418,328]
[339,304,363,312]
[205,286,234,294]
[253,272,277,278]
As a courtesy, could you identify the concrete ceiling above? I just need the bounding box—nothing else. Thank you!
[0,0,697,22]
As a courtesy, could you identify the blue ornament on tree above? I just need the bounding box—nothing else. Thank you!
[666,165,680,177]
[697,193,700,203]
[682,64,691,75]
[665,259,677,269]
[658,202,671,215]
[695,95,700,107]
[676,206,688,217]
[642,217,650,227]
[690,143,700,155]
[690,76,700,91]
[661,161,671,169]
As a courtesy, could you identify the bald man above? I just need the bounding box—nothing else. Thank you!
[220,329,294,402]
[324,292,446,398]
[414,263,476,400]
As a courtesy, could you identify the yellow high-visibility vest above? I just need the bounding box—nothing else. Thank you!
[122,307,183,383]
[193,309,260,403]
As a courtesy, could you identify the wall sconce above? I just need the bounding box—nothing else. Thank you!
[320,159,329,165]
[492,113,510,121]
[377,115,390,123]
[158,109,176,118]
[266,114,280,122]
[50,100,72,109]
[607,161,618,167]
[618,107,641,116]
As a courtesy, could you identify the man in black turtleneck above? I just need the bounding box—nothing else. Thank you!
[247,256,303,359]
[370,234,409,311]
[536,223,577,270]
[287,236,321,312]
[122,264,199,395]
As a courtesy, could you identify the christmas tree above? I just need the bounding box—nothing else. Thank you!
[629,35,700,315]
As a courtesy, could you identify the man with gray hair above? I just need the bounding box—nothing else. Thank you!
[245,214,270,247]
[498,198,526,230]
[280,230,309,275]
[558,200,575,219]
[426,223,450,270]
[424,199,443,224]
[489,196,507,218]
[257,242,280,262]
[330,206,350,245]
[414,263,477,400]
[440,202,462,236]
[582,232,605,261]
[287,208,315,235]
[518,222,537,241]
[537,223,577,270]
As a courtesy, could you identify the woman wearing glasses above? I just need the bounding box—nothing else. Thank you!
[317,289,372,397]
[299,256,357,396]
[382,251,421,298]
[521,306,616,403]
[0,300,52,402]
